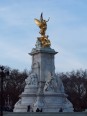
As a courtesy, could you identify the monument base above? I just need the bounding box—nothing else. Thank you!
[14,92,73,112]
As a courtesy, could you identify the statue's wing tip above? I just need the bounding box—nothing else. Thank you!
[34,19,41,26]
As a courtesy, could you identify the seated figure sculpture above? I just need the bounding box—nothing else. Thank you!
[44,72,64,93]
[25,72,38,87]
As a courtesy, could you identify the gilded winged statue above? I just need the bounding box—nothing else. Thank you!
[34,13,51,47]
[34,13,50,36]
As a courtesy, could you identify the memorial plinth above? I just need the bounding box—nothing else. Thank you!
[14,13,73,112]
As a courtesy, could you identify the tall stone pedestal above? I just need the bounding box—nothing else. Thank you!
[14,45,73,112]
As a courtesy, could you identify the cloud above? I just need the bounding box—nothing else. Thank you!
[0,6,26,27]
[55,47,86,72]
[0,39,31,63]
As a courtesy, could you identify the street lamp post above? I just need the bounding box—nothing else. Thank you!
[0,66,9,116]
[0,66,4,116]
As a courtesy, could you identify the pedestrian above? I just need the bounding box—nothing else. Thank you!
[36,108,40,112]
[27,105,30,112]
[59,107,63,112]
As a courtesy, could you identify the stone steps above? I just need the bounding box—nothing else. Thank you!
[4,112,87,116]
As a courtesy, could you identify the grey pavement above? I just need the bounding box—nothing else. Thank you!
[3,112,87,116]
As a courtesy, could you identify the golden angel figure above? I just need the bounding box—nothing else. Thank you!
[34,13,50,36]
[34,13,51,47]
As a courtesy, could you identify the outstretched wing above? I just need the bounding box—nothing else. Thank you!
[34,18,42,27]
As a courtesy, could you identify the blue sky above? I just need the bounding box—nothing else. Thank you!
[0,0,87,72]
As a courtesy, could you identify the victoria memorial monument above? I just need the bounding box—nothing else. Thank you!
[13,13,74,112]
